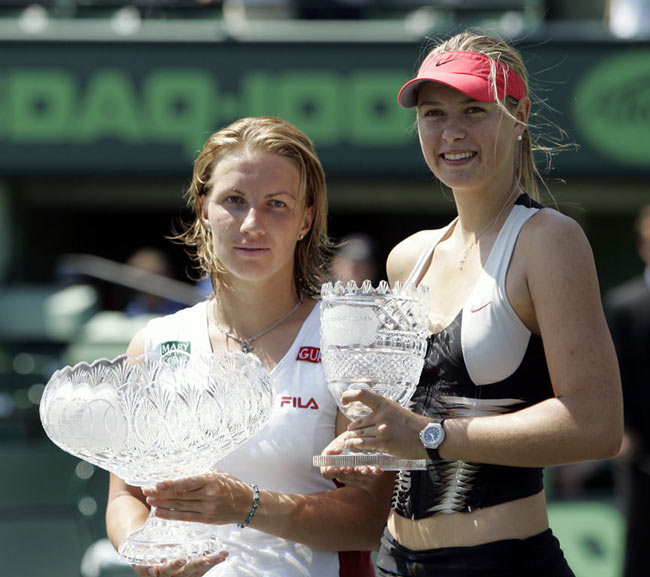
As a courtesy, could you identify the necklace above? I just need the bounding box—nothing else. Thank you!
[212,298,302,353]
[458,189,518,271]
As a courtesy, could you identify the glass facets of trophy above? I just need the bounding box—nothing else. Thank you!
[39,350,274,566]
[313,280,430,471]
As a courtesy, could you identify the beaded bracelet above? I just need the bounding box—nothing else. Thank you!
[237,483,260,529]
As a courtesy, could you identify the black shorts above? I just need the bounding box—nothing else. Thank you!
[375,527,575,577]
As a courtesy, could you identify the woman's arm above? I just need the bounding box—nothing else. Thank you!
[145,409,394,551]
[105,328,148,550]
[106,472,149,549]
[345,211,623,467]
[449,210,623,466]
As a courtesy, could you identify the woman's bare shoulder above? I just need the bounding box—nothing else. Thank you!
[520,207,591,260]
[387,229,443,284]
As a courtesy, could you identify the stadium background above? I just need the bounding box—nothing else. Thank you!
[0,1,645,575]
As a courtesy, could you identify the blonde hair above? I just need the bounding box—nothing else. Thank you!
[173,116,333,299]
[423,30,565,201]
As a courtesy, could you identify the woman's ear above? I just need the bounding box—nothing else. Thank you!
[515,96,531,139]
[199,195,210,225]
[299,205,315,240]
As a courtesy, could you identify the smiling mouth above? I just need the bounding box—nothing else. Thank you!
[441,152,476,161]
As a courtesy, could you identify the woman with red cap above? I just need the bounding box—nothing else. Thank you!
[325,31,623,576]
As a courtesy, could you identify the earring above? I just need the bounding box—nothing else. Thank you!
[298,234,305,241]
[517,134,523,141]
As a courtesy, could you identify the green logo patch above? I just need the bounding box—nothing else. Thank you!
[160,340,191,356]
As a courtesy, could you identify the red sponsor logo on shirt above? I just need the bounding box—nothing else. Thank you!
[280,396,319,410]
[297,346,321,363]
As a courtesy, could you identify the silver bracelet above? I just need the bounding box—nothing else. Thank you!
[237,483,260,529]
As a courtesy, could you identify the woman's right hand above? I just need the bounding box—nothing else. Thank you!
[131,551,228,577]
[342,389,431,461]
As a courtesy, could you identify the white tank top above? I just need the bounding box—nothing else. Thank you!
[143,301,341,577]
[392,197,550,519]
[406,201,540,385]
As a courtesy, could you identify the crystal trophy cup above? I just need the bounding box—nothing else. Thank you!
[39,350,274,566]
[313,280,430,471]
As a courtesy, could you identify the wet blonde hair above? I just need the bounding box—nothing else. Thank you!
[174,116,333,299]
[422,30,563,201]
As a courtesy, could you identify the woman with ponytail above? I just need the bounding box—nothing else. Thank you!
[324,31,623,577]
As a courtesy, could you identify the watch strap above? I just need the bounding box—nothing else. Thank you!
[426,446,442,462]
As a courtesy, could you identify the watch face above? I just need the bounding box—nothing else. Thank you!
[422,423,443,448]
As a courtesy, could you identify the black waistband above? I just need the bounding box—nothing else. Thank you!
[376,527,575,577]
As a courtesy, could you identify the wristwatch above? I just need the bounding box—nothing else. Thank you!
[419,420,446,462]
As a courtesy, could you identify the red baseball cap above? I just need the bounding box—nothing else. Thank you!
[398,50,527,108]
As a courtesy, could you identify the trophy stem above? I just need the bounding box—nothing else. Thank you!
[117,508,222,566]
[313,449,427,471]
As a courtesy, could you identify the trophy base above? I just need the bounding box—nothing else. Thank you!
[313,452,427,471]
[118,513,222,566]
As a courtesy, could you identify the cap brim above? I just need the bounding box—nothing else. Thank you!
[398,74,494,108]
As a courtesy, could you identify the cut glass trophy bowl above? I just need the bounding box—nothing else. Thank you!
[39,350,274,566]
[313,280,430,471]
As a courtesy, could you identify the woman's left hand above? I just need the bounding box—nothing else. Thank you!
[131,552,228,577]
[143,470,253,526]
[319,430,385,486]
[342,389,431,461]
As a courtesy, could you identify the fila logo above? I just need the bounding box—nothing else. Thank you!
[297,346,321,363]
[280,396,319,410]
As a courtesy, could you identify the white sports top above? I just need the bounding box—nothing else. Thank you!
[405,200,540,385]
[143,301,341,577]
[393,194,553,519]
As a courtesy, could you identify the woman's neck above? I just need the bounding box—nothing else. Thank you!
[453,178,520,235]
[212,276,301,336]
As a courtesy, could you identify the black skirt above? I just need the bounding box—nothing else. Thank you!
[376,527,575,577]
